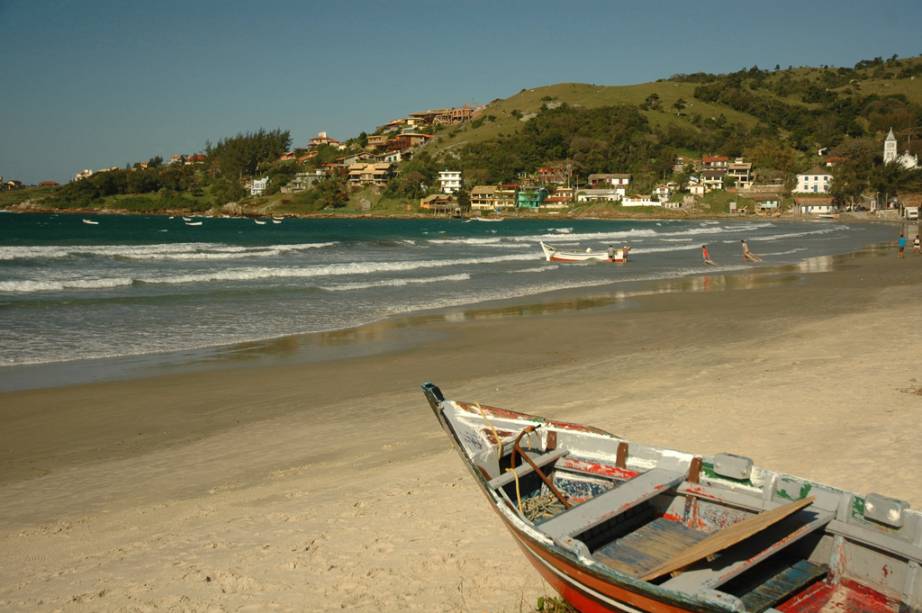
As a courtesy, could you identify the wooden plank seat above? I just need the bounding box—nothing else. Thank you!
[593,517,711,577]
[539,467,686,541]
[658,504,833,592]
[738,560,829,613]
[487,448,569,489]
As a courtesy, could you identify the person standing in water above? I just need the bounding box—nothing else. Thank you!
[897,233,907,258]
[702,244,716,265]
[913,234,920,254]
[741,239,762,263]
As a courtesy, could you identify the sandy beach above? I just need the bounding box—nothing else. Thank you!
[1,245,922,612]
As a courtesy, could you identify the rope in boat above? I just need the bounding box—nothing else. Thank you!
[475,402,503,462]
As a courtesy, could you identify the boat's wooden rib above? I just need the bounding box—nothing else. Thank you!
[488,448,569,489]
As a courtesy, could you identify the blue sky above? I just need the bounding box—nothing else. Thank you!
[2,0,920,184]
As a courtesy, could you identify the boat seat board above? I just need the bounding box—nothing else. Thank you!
[738,560,829,613]
[660,507,833,592]
[539,467,685,540]
[593,517,711,577]
[641,496,816,581]
[487,449,569,489]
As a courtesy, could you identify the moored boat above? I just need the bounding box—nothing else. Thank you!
[81,218,99,225]
[254,219,267,225]
[422,383,922,613]
[184,221,202,226]
[541,241,629,264]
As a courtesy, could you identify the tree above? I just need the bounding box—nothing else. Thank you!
[640,93,661,111]
[672,98,687,115]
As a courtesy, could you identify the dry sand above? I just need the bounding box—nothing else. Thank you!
[1,247,921,612]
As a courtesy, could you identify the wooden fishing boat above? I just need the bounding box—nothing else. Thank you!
[421,383,922,613]
[541,241,629,264]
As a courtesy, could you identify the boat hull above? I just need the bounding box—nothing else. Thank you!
[541,241,628,264]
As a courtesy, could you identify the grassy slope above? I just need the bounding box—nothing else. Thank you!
[427,57,922,159]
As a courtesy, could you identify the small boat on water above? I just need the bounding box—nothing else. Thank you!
[422,383,922,613]
[182,216,193,222]
[272,219,283,224]
[254,219,267,225]
[541,241,629,264]
[272,216,284,221]
[81,219,99,225]
[466,217,505,222]
[184,221,202,226]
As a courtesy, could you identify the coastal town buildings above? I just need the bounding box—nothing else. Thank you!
[621,196,663,207]
[419,193,457,214]
[470,185,517,211]
[309,131,346,150]
[348,163,394,188]
[700,169,726,191]
[3,179,24,191]
[516,187,548,208]
[250,177,269,196]
[438,170,462,194]
[794,196,836,215]
[73,169,95,182]
[588,173,631,188]
[280,170,326,194]
[727,159,753,189]
[576,189,623,203]
[884,127,919,169]
[795,168,833,194]
[702,155,729,170]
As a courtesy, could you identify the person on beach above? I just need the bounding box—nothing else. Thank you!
[913,235,920,254]
[607,244,615,260]
[702,244,716,266]
[898,234,907,258]
[741,239,762,263]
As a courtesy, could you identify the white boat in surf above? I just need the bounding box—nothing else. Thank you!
[540,241,629,264]
[81,219,99,225]
[466,217,504,222]
[254,219,267,225]
[182,216,193,222]
[272,219,283,224]
[185,221,203,226]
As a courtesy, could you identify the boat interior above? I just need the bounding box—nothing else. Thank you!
[434,394,922,613]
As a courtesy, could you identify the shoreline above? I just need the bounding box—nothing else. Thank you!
[0,236,898,393]
[1,238,921,611]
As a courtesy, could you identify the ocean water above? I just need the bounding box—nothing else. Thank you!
[0,213,895,367]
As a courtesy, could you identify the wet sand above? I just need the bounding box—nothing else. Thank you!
[1,247,921,611]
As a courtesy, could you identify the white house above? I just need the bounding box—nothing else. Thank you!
[250,177,269,196]
[439,170,462,194]
[73,169,94,182]
[795,167,832,194]
[884,127,919,169]
[794,196,836,215]
[621,196,662,207]
[576,188,623,203]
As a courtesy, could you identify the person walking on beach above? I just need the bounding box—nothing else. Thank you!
[913,235,920,254]
[741,239,762,263]
[702,244,716,266]
[898,233,907,258]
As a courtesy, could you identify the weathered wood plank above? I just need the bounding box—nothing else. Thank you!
[661,508,832,592]
[594,517,709,576]
[539,468,685,540]
[640,496,816,581]
[739,560,829,613]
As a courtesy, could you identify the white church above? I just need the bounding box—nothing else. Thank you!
[884,127,919,169]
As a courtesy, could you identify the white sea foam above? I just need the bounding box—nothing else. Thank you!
[753,226,847,241]
[510,265,559,273]
[0,277,134,292]
[324,273,471,291]
[0,241,338,261]
[510,223,775,244]
[759,247,808,256]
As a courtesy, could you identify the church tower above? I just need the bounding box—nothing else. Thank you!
[884,127,898,163]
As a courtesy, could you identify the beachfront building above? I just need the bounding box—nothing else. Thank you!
[794,196,836,215]
[348,163,394,188]
[621,196,663,207]
[540,195,570,210]
[576,188,623,203]
[250,177,269,196]
[749,193,783,214]
[884,127,919,169]
[727,159,753,189]
[439,170,462,194]
[419,193,457,214]
[470,185,517,212]
[795,168,833,194]
[280,170,326,194]
[653,182,678,201]
[700,169,726,191]
[516,187,548,209]
[588,173,631,188]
